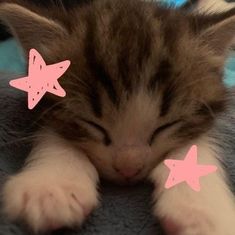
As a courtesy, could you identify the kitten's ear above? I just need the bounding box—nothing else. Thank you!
[0,3,68,54]
[199,15,235,55]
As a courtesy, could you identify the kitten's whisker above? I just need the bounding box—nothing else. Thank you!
[178,77,206,90]
[30,99,72,126]
[65,73,90,89]
[58,0,67,14]
[0,125,55,148]
[30,96,87,128]
[0,134,37,148]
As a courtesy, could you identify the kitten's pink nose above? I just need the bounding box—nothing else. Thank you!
[115,166,142,179]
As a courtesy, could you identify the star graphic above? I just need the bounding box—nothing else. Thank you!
[164,145,217,192]
[9,48,71,109]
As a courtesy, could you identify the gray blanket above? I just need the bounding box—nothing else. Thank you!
[0,75,235,235]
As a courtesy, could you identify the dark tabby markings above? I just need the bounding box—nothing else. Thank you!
[110,12,132,90]
[195,100,225,117]
[148,59,172,91]
[208,100,226,114]
[51,120,92,142]
[84,11,118,116]
[117,54,132,90]
[176,120,212,140]
[92,60,118,105]
[176,101,226,140]
[137,33,152,70]
[111,5,152,91]
[135,12,152,72]
[148,59,174,117]
[113,19,134,90]
[149,119,182,145]
[81,119,112,146]
[160,84,175,117]
[88,84,103,118]
[163,21,179,53]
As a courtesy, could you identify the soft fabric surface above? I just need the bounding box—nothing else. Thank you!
[0,39,25,75]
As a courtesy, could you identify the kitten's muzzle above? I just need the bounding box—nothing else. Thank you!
[113,145,150,180]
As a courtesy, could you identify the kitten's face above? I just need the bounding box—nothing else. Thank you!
[48,1,226,184]
[0,0,230,184]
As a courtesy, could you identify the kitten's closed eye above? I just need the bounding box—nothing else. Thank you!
[149,120,182,145]
[81,119,112,146]
[81,118,182,147]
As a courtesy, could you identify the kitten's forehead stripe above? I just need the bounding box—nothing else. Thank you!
[83,13,103,117]
[163,17,183,53]
[177,121,211,140]
[109,2,154,92]
[160,84,176,117]
[148,59,172,92]
[84,11,118,110]
[88,84,103,118]
[112,14,137,91]
[109,10,132,90]
[134,10,152,75]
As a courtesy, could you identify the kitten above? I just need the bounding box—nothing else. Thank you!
[0,0,235,234]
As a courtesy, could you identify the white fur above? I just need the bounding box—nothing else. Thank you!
[196,0,235,13]
[2,130,99,232]
[150,136,235,235]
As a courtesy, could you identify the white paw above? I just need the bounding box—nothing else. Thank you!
[159,205,235,235]
[161,210,214,235]
[2,171,99,232]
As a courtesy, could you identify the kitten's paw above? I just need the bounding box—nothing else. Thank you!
[2,173,98,232]
[161,216,213,235]
[159,206,235,235]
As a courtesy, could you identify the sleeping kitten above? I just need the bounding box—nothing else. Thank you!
[0,0,235,234]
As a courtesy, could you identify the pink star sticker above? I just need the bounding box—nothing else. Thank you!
[9,48,70,109]
[164,145,217,192]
